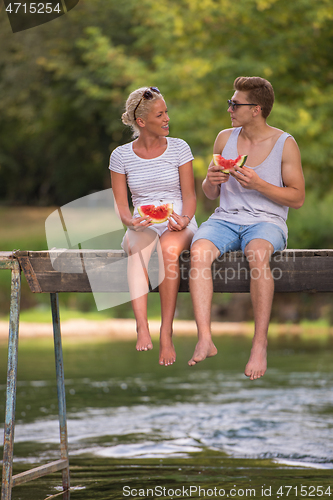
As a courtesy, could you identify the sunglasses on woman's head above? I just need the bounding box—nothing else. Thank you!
[133,87,161,120]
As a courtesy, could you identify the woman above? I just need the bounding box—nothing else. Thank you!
[109,86,197,366]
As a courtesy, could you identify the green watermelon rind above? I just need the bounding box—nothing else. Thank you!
[235,154,248,167]
[137,203,173,224]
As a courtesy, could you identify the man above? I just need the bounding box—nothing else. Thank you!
[189,76,305,380]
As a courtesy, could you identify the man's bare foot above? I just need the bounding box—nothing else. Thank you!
[136,326,153,351]
[244,340,267,380]
[159,334,176,366]
[188,338,218,366]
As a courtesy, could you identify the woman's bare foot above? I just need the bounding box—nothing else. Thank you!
[136,326,153,351]
[244,339,267,380]
[159,333,176,366]
[188,338,218,366]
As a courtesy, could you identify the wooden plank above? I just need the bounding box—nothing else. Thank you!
[17,255,42,293]
[14,250,333,294]
[178,251,333,293]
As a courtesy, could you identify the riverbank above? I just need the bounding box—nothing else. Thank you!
[0,318,332,342]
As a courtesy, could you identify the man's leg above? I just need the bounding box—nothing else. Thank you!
[188,239,220,366]
[244,238,275,380]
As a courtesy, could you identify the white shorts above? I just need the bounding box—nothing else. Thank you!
[122,200,198,248]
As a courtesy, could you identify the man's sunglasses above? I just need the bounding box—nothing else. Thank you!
[133,87,161,120]
[227,99,258,111]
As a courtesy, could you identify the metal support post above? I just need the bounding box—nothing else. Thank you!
[50,292,70,492]
[1,260,21,500]
[1,256,70,499]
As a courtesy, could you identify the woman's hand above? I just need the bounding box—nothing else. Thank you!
[167,212,190,232]
[129,215,152,231]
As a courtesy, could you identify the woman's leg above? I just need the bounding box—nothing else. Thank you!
[158,228,194,365]
[123,228,159,351]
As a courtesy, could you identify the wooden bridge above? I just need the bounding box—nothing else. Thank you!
[1,248,333,499]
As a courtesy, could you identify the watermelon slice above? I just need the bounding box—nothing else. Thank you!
[213,154,248,173]
[137,203,173,224]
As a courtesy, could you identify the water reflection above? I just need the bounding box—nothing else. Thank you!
[9,370,333,465]
[1,334,333,499]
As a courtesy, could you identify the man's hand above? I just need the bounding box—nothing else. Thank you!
[231,165,262,190]
[206,162,230,186]
[202,161,229,200]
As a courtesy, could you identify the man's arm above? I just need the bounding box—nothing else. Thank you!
[232,137,305,209]
[202,129,233,200]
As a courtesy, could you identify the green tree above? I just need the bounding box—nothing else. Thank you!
[0,0,140,204]
[0,0,333,207]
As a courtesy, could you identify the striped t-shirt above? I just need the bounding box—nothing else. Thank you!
[109,137,194,207]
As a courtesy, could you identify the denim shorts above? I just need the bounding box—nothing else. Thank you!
[191,218,286,256]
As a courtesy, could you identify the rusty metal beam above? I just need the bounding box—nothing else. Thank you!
[50,293,70,491]
[12,459,69,487]
[0,255,70,500]
[1,259,21,500]
[0,253,17,270]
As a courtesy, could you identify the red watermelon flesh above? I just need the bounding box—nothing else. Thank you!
[137,203,173,223]
[213,154,248,173]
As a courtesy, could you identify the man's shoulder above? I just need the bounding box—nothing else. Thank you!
[270,126,285,134]
[268,126,294,141]
[271,128,298,149]
[218,127,235,135]
[213,128,235,153]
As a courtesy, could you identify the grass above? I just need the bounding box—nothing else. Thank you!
[0,305,112,323]
[0,206,57,314]
[0,206,55,251]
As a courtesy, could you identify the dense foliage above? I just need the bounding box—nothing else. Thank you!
[0,0,333,238]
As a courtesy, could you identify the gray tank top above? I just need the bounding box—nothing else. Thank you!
[211,127,291,239]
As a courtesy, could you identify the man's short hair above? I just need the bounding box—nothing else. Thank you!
[233,76,275,119]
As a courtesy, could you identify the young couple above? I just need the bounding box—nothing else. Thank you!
[109,77,305,380]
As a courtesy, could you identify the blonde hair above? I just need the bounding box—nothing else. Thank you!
[121,87,164,138]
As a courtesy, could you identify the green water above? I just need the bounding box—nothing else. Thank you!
[1,334,333,500]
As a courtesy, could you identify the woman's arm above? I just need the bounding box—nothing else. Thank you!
[168,160,197,231]
[110,171,152,230]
